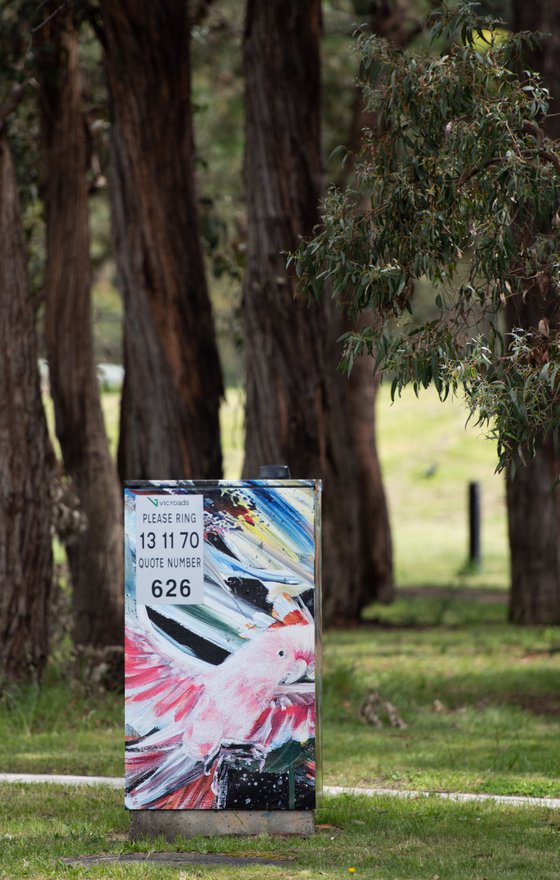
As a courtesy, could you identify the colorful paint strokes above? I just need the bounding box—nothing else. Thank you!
[124,480,320,811]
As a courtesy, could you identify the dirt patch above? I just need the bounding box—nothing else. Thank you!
[503,693,560,716]
[400,587,507,604]
[63,852,294,867]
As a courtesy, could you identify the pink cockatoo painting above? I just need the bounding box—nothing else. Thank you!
[124,480,320,811]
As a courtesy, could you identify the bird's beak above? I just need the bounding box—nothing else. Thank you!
[281,657,314,685]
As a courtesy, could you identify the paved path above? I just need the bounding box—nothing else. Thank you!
[1,774,559,810]
[324,785,560,810]
[0,773,123,788]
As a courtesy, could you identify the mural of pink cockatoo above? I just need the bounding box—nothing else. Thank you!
[125,618,315,810]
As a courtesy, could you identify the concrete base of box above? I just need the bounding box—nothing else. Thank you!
[129,810,315,839]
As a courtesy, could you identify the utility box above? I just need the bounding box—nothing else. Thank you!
[124,480,321,822]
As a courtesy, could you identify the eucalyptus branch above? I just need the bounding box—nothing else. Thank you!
[537,149,560,176]
[295,3,560,472]
[31,0,68,34]
[455,157,509,187]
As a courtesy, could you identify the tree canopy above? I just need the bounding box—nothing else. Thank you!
[295,2,560,476]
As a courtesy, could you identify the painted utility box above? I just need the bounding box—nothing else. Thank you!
[124,480,321,812]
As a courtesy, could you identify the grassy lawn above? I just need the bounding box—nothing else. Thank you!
[23,384,558,876]
[1,785,560,880]
[32,383,527,797]
[2,598,559,798]
[0,678,123,777]
[324,599,560,798]
[376,385,508,591]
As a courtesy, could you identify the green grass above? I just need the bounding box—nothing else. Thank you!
[100,389,120,460]
[25,384,556,872]
[1,786,559,879]
[377,384,508,591]
[323,600,560,798]
[2,598,559,798]
[219,386,245,479]
[1,600,559,877]
[0,680,122,776]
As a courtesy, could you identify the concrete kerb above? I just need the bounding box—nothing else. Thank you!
[323,784,560,810]
[1,774,560,810]
[0,773,123,788]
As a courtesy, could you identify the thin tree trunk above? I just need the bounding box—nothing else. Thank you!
[242,0,393,623]
[333,0,422,608]
[505,1,560,624]
[37,9,123,647]
[0,133,53,681]
[98,0,223,481]
[347,364,393,604]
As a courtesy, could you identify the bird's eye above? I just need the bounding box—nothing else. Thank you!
[278,649,285,657]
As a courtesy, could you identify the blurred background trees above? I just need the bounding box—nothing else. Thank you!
[37,2,123,648]
[297,3,560,624]
[0,0,559,685]
[98,0,224,483]
[242,0,393,621]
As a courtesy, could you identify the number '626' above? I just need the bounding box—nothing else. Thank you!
[151,578,190,598]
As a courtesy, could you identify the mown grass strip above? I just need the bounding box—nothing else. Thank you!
[1,785,560,880]
[1,597,559,797]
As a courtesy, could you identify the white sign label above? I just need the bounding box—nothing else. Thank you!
[135,494,204,604]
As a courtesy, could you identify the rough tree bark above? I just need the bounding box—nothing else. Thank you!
[98,0,223,481]
[514,1,560,141]
[346,362,393,609]
[0,130,53,681]
[504,1,560,624]
[242,0,394,622]
[339,0,423,611]
[37,8,123,647]
[506,276,560,624]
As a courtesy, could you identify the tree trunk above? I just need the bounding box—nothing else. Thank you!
[332,0,421,607]
[98,0,223,481]
[504,1,560,624]
[0,134,53,682]
[37,9,123,647]
[506,443,560,624]
[506,280,560,624]
[347,363,394,604]
[242,0,393,623]
[514,2,560,140]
